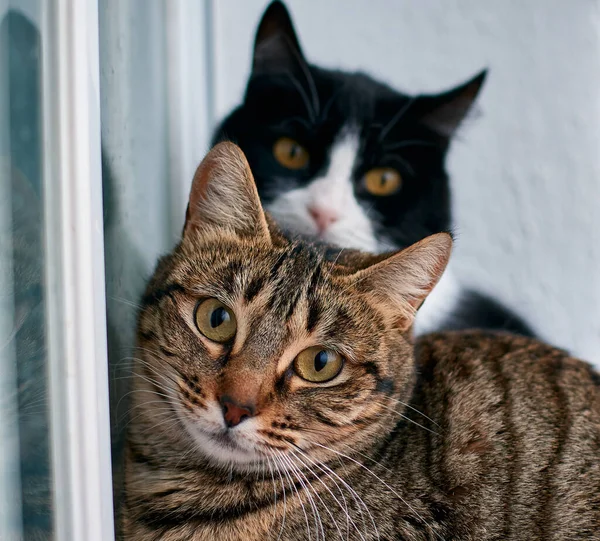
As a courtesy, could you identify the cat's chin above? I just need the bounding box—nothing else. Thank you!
[177,409,270,471]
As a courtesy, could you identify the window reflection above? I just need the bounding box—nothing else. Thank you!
[0,6,54,539]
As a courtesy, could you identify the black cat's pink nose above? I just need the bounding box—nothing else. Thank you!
[308,206,338,233]
[220,396,254,428]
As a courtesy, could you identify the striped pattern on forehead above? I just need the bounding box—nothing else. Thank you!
[240,241,327,330]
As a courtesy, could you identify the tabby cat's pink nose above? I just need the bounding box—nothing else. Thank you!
[308,206,339,233]
[220,397,254,428]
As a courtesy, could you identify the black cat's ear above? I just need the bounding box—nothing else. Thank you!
[252,1,307,75]
[345,233,452,330]
[183,142,271,243]
[415,70,487,138]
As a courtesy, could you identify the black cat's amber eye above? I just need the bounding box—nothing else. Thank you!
[273,137,310,170]
[194,299,237,343]
[364,167,402,196]
[294,346,343,383]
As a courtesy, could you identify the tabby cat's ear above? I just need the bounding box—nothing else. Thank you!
[348,233,452,329]
[252,1,307,75]
[183,142,271,242]
[414,70,487,138]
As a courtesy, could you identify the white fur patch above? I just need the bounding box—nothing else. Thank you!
[267,130,381,252]
[176,400,266,468]
[413,262,461,336]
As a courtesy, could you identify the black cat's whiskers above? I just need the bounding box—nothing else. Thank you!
[382,139,439,152]
[308,439,444,541]
[378,97,416,143]
[356,200,398,250]
[284,72,317,124]
[319,85,345,124]
[321,247,347,283]
[289,43,321,119]
[383,153,416,177]
[271,115,313,131]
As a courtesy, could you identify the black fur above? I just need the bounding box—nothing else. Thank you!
[443,290,534,337]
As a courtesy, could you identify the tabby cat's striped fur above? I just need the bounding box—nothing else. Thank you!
[122,143,600,540]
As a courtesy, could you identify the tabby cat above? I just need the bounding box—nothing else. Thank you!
[122,142,600,540]
[213,1,533,337]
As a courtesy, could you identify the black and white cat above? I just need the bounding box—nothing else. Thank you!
[213,1,532,336]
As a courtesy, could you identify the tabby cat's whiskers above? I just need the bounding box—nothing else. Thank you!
[290,447,369,541]
[109,295,144,310]
[287,452,350,540]
[291,442,377,539]
[382,396,441,428]
[308,440,444,541]
[279,451,336,540]
[370,399,439,435]
[278,451,319,540]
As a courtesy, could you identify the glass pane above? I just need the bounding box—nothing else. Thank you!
[0,1,54,538]
[98,2,174,526]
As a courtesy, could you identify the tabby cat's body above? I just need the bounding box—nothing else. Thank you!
[125,334,600,540]
[122,143,600,541]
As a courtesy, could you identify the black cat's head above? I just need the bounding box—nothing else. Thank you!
[213,0,486,252]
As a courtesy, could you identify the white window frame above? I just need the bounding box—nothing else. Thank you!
[42,1,115,539]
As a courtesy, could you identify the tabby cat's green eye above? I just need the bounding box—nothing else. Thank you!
[294,346,343,383]
[194,298,237,343]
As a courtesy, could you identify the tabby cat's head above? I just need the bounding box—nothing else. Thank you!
[136,142,451,472]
